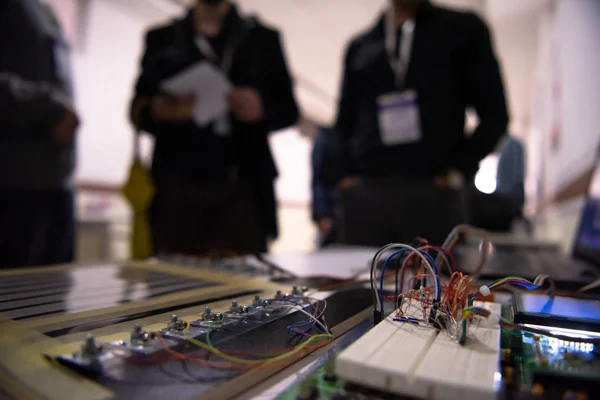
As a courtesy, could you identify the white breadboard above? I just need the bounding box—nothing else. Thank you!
[335,301,502,400]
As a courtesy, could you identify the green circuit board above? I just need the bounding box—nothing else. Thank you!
[504,331,600,397]
[276,360,396,400]
[276,362,344,400]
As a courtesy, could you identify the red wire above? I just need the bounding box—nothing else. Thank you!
[118,333,332,368]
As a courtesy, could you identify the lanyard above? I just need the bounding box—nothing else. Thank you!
[384,8,415,88]
[194,35,236,75]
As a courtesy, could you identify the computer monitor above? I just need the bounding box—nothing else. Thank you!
[572,147,600,267]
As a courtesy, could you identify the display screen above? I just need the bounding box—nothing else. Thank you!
[519,293,600,321]
[515,293,600,333]
[573,147,600,267]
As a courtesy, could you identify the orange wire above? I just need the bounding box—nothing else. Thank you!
[442,271,462,308]
[451,275,472,316]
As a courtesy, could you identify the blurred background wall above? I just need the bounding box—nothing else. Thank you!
[42,0,600,259]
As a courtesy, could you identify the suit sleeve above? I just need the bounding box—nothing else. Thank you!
[326,42,358,185]
[260,31,299,132]
[0,73,66,134]
[448,14,509,177]
[130,30,164,135]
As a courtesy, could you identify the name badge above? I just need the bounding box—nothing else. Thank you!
[377,90,422,146]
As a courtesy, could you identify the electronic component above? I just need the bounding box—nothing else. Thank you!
[167,314,187,331]
[130,324,150,345]
[510,329,600,399]
[335,301,501,400]
[57,334,107,375]
[52,291,324,376]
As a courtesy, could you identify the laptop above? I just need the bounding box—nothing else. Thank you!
[455,148,600,285]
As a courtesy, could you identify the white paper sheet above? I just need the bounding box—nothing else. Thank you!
[161,62,231,127]
[265,247,377,279]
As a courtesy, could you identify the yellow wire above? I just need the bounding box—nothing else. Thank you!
[182,333,332,366]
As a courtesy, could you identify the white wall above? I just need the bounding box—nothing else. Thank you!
[553,0,600,190]
[72,0,159,184]
[528,0,600,205]
[486,2,544,138]
[45,0,79,45]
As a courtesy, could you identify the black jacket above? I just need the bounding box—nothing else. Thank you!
[330,2,508,183]
[131,5,299,238]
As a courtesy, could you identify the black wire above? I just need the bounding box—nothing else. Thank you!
[157,361,228,384]
[395,257,400,308]
[159,362,197,384]
[180,360,234,383]
[287,332,306,347]
[370,247,387,310]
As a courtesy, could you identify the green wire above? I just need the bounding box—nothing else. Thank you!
[205,313,225,349]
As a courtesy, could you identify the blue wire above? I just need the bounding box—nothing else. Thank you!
[262,297,324,335]
[379,249,441,311]
[287,321,324,335]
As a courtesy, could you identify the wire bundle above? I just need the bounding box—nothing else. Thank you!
[443,272,473,317]
[371,244,443,321]
[461,306,492,321]
[470,275,555,300]
[367,226,589,346]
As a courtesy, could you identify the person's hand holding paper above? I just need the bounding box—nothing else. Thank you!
[161,62,231,127]
[228,86,264,123]
[150,94,196,122]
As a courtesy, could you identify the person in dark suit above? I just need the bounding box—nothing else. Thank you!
[130,0,299,256]
[0,0,79,267]
[329,0,508,245]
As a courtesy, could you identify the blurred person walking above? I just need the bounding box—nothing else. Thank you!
[130,0,299,256]
[300,120,338,248]
[0,0,79,267]
[329,0,508,245]
[311,126,337,247]
[468,135,526,232]
[496,135,526,212]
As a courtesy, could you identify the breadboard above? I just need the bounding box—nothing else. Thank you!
[335,301,501,400]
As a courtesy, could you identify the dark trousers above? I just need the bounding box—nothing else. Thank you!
[0,189,75,268]
[468,186,524,232]
[150,175,267,256]
[338,177,468,247]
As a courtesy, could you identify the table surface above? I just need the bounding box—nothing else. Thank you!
[265,246,377,280]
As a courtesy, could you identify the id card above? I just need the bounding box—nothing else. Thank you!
[377,90,422,146]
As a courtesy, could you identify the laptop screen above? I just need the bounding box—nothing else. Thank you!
[572,149,600,267]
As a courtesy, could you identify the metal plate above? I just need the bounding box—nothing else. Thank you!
[0,265,218,320]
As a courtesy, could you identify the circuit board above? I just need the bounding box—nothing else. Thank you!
[2,287,372,400]
[274,304,600,400]
[502,330,600,399]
